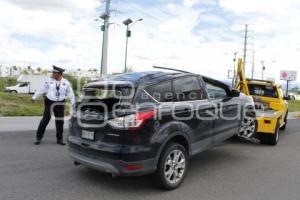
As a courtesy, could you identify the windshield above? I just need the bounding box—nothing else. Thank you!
[248,84,278,98]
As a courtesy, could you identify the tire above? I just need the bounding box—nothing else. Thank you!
[10,90,17,94]
[155,142,188,190]
[280,112,288,131]
[238,111,257,139]
[260,121,280,146]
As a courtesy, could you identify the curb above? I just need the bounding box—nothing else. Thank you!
[288,112,300,120]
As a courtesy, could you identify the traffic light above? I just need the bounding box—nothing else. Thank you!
[127,30,131,37]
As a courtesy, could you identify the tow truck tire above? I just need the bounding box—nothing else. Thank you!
[260,121,279,146]
[280,113,288,131]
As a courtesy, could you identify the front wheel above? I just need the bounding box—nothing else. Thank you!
[155,142,188,190]
[238,112,257,139]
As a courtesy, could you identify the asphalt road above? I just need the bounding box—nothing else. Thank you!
[1,120,300,200]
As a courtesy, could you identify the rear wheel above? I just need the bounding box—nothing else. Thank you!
[155,142,188,190]
[280,112,288,131]
[260,121,280,146]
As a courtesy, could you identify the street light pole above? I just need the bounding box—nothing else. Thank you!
[261,61,265,80]
[261,60,276,80]
[124,23,130,73]
[123,18,143,73]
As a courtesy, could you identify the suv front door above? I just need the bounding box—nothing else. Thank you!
[204,79,241,144]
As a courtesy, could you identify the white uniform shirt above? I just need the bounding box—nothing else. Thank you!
[32,77,75,106]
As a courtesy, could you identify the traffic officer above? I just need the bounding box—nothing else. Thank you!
[32,65,75,145]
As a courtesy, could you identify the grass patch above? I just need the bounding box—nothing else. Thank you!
[0,92,70,116]
[288,100,300,112]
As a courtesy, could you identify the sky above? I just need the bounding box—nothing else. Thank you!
[0,0,299,82]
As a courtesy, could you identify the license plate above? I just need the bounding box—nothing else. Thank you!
[81,130,95,141]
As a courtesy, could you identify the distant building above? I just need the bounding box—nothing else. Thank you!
[0,66,22,77]
[66,69,99,78]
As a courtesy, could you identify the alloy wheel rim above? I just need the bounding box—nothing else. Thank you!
[164,149,186,185]
[239,116,256,138]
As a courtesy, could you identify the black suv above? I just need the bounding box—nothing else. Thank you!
[68,71,253,189]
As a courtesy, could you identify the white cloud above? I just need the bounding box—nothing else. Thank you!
[0,0,299,83]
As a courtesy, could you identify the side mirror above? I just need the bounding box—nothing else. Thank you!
[284,96,291,101]
[231,89,240,97]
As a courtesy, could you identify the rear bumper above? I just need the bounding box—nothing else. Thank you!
[255,110,282,134]
[68,137,157,176]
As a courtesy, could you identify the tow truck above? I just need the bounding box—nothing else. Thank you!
[235,58,288,145]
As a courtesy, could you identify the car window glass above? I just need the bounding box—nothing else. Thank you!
[248,84,279,98]
[173,77,206,101]
[146,81,173,102]
[19,83,28,87]
[205,82,228,99]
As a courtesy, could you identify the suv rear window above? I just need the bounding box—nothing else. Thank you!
[248,84,278,98]
[80,87,133,113]
[173,77,206,101]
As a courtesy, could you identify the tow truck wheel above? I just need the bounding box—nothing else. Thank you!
[280,113,288,131]
[260,121,280,146]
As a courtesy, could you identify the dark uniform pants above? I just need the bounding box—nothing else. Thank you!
[36,97,65,141]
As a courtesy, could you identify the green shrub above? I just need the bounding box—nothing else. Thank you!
[0,77,17,91]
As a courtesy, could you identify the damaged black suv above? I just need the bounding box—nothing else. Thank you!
[68,71,253,189]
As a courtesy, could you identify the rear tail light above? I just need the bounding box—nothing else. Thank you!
[108,110,155,130]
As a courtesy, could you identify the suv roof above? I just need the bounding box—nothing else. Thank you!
[85,71,194,88]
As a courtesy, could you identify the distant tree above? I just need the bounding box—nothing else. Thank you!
[36,67,42,73]
[22,69,29,75]
[41,69,48,75]
[122,66,134,73]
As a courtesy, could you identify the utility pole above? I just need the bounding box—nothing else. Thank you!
[232,52,238,88]
[100,0,111,76]
[251,50,255,79]
[243,24,249,71]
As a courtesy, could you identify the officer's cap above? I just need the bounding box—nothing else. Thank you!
[52,65,65,73]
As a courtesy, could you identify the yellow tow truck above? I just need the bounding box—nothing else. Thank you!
[235,59,289,145]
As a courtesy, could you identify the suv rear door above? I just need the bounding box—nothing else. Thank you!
[172,76,215,154]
